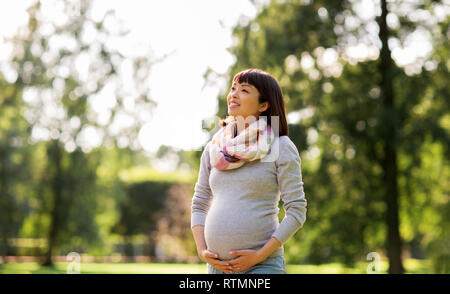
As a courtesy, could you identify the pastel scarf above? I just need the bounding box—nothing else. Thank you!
[209,116,275,170]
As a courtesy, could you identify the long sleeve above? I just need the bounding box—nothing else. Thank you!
[191,142,213,228]
[271,137,307,245]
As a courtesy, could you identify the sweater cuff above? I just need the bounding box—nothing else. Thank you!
[271,216,302,245]
[191,212,207,229]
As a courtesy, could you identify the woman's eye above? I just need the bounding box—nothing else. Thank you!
[242,89,248,93]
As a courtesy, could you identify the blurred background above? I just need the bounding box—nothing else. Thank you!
[0,0,448,274]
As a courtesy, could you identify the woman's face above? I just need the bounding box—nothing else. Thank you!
[227,81,268,120]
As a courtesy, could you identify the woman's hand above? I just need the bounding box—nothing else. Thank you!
[228,249,264,272]
[199,249,234,274]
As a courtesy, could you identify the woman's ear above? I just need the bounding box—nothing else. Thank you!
[259,101,269,113]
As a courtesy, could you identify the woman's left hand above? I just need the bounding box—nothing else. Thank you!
[228,249,264,272]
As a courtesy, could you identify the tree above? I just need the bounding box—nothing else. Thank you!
[0,73,32,263]
[111,180,170,258]
[6,0,158,266]
[376,0,403,274]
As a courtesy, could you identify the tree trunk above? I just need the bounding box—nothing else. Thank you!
[42,140,64,267]
[123,235,134,261]
[1,233,8,264]
[377,0,404,274]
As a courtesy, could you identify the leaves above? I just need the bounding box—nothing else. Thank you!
[219,0,449,269]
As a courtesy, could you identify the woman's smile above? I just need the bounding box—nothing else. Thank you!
[228,101,240,108]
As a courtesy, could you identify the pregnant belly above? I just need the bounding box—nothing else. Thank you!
[204,203,277,260]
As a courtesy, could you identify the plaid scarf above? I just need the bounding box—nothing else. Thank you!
[209,116,275,170]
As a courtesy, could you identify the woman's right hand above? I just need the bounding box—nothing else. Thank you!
[199,249,233,274]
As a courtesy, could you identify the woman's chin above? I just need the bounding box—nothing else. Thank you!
[228,110,249,118]
[227,109,239,115]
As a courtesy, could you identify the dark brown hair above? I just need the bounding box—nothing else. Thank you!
[220,68,289,137]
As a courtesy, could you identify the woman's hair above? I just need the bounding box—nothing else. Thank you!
[220,68,289,137]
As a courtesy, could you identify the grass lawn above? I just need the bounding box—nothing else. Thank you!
[0,258,432,274]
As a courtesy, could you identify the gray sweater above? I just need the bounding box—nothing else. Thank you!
[191,135,307,261]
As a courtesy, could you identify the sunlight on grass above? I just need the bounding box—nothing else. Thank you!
[0,262,207,274]
[0,259,431,274]
[286,259,432,274]
[75,262,207,274]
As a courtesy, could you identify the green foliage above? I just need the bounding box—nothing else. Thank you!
[0,72,33,258]
[218,0,449,271]
[111,171,196,260]
[0,0,157,265]
[119,166,195,185]
[112,181,171,237]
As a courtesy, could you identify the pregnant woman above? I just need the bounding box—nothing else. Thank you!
[191,68,307,274]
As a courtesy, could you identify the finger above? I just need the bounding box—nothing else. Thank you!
[231,263,241,269]
[218,259,231,266]
[228,258,241,265]
[211,259,231,267]
[229,250,250,256]
[204,251,219,259]
[217,265,233,273]
[219,262,233,271]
